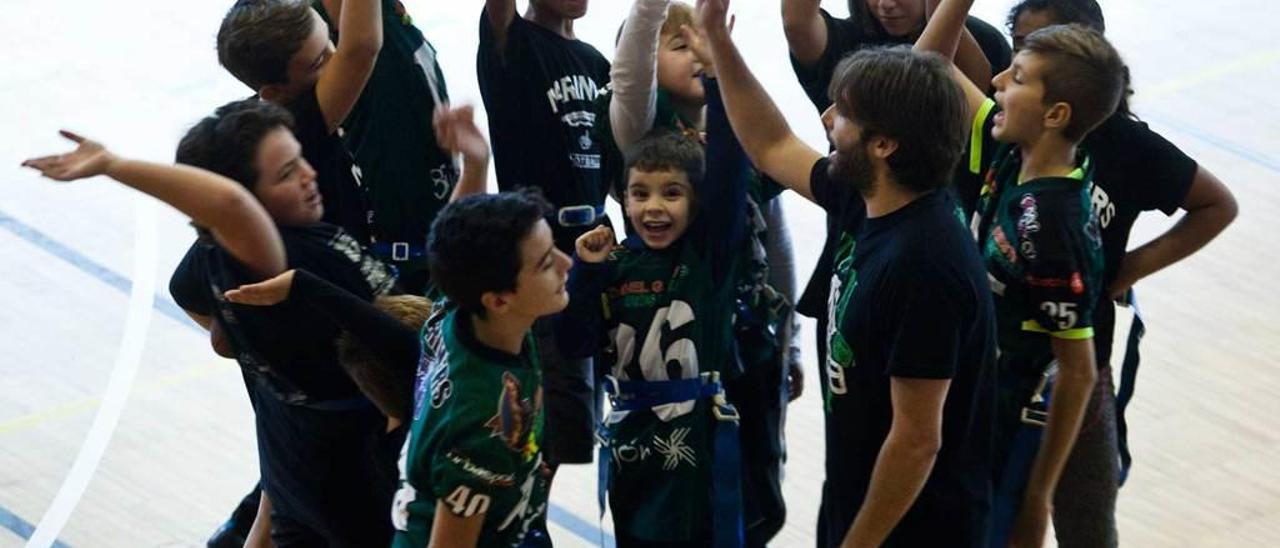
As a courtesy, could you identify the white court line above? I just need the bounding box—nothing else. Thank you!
[26,197,159,548]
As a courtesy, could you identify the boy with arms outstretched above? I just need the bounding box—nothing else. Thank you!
[556,71,758,546]
[23,101,399,546]
[699,0,998,545]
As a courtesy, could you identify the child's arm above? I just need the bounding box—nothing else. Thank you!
[316,0,383,132]
[781,0,827,68]
[22,131,285,279]
[610,0,671,151]
[484,0,519,53]
[1108,166,1237,298]
[700,0,823,201]
[225,268,421,419]
[914,0,988,125]
[428,505,485,548]
[698,76,751,279]
[432,104,491,201]
[554,226,616,360]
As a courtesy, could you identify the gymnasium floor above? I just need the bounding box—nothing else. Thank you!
[2,0,1277,546]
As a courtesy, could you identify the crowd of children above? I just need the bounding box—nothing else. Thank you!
[21,0,1235,546]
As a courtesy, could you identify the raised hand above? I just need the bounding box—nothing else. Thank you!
[20,130,118,182]
[433,104,490,164]
[574,225,615,263]
[224,269,297,306]
[694,0,732,38]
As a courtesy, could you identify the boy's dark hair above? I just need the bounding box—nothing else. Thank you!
[828,47,967,193]
[1007,0,1105,35]
[217,0,317,90]
[623,130,706,189]
[176,98,295,190]
[427,190,553,317]
[1022,24,1127,141]
[1007,0,1133,118]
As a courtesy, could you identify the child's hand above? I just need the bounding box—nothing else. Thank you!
[575,225,615,263]
[680,16,732,77]
[224,269,296,306]
[433,104,490,164]
[21,130,118,182]
[694,0,734,39]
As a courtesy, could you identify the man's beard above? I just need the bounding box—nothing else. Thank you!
[827,139,875,196]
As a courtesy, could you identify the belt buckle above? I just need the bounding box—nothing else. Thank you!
[391,242,410,262]
[1020,406,1048,427]
[558,205,598,227]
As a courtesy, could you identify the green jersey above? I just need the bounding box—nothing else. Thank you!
[968,99,1104,371]
[559,79,751,542]
[391,303,548,548]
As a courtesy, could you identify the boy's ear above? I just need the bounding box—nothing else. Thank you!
[1044,101,1072,134]
[480,291,510,317]
[258,84,287,104]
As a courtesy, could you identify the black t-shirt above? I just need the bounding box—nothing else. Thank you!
[170,224,397,403]
[790,9,1011,114]
[811,159,996,547]
[285,89,373,245]
[477,9,611,245]
[955,112,1197,367]
[789,10,1009,320]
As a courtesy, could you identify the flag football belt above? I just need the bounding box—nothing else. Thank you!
[371,241,426,262]
[556,204,606,228]
[596,373,745,548]
[989,365,1056,547]
[1116,288,1146,486]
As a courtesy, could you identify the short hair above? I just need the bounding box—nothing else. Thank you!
[660,2,696,41]
[427,190,553,317]
[217,0,316,90]
[623,130,705,188]
[828,47,968,193]
[1022,24,1127,141]
[176,98,295,190]
[337,294,433,421]
[1007,0,1105,34]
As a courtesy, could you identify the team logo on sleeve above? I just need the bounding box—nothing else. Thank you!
[486,372,541,456]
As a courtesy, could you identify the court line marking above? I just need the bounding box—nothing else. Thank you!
[0,205,611,546]
[26,197,158,548]
[1142,49,1280,101]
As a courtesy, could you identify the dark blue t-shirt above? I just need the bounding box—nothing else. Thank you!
[811,159,997,547]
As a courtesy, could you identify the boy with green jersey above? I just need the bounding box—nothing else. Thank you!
[390,190,572,547]
[917,0,1127,544]
[558,72,759,546]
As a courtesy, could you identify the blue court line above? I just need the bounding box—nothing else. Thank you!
[0,210,197,330]
[1143,112,1280,174]
[0,207,611,546]
[0,505,71,548]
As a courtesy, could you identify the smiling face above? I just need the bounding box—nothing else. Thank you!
[625,167,693,250]
[864,0,926,38]
[656,32,705,106]
[990,51,1056,145]
[493,219,573,318]
[251,126,323,226]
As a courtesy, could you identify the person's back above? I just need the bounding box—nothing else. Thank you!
[478,0,612,252]
[315,0,456,292]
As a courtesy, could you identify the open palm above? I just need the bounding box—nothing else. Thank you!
[20,130,115,182]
